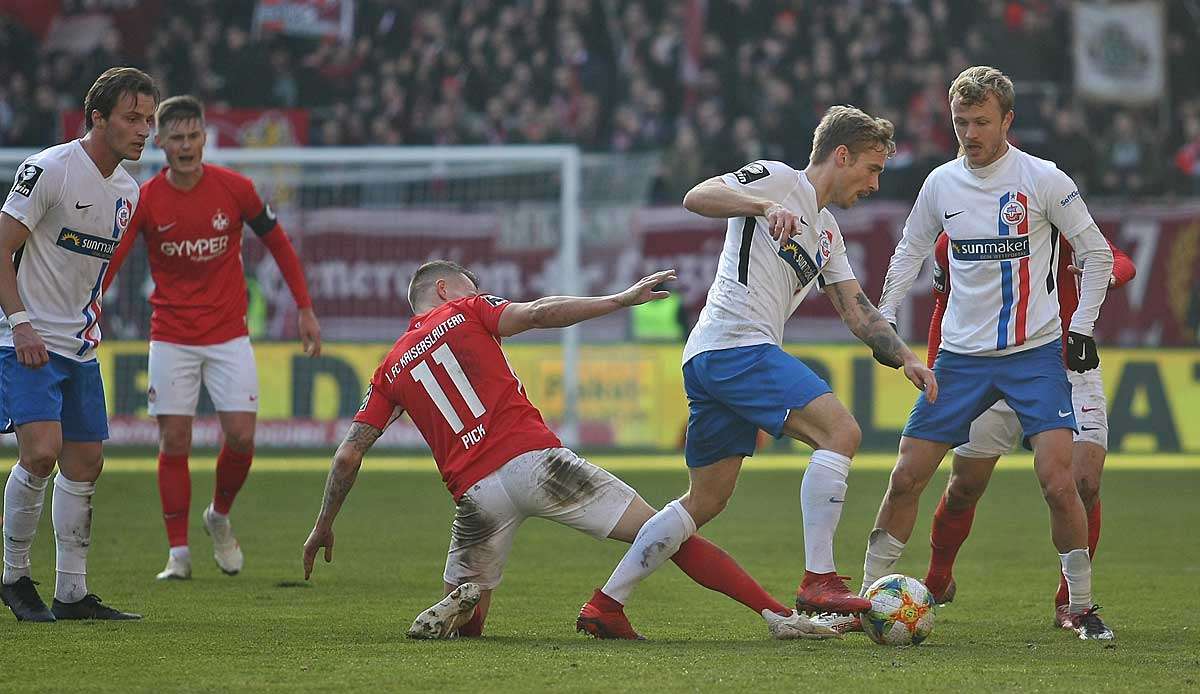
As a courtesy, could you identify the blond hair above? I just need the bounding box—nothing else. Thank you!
[949,66,1015,114]
[810,105,896,165]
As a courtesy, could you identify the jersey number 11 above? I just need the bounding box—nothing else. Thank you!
[410,344,487,433]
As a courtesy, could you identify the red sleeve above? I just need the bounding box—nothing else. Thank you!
[260,226,312,309]
[102,195,144,293]
[352,372,403,431]
[1107,238,1136,289]
[465,294,512,336]
[926,233,950,368]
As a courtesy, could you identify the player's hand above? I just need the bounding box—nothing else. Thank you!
[763,203,799,243]
[298,307,322,357]
[903,359,938,403]
[1065,331,1099,372]
[1067,264,1116,287]
[615,269,677,307]
[302,523,334,579]
[12,322,48,369]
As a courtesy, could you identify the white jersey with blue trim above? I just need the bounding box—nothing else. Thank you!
[0,140,138,361]
[682,160,856,365]
[878,145,1095,357]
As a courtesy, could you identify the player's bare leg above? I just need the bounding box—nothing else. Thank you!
[1054,441,1105,629]
[204,411,254,576]
[156,415,194,580]
[2,421,60,621]
[861,437,952,591]
[924,454,999,604]
[1030,429,1112,639]
[51,441,139,620]
[780,394,871,615]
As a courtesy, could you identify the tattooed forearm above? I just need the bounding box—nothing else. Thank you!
[315,423,379,524]
[851,290,911,369]
[344,422,383,454]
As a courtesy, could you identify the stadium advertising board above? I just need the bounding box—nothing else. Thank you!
[59,342,1200,454]
[61,108,310,147]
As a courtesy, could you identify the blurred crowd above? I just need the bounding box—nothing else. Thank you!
[1,0,1198,201]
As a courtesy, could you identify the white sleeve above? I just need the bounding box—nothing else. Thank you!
[1,156,64,233]
[877,174,942,323]
[819,225,856,287]
[1043,167,1094,240]
[1065,222,1113,336]
[719,160,800,203]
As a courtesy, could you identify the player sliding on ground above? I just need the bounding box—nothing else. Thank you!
[0,67,158,621]
[576,106,937,639]
[103,95,321,581]
[858,66,1116,640]
[302,261,836,641]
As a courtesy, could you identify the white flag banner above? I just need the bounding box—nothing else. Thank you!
[1073,1,1166,104]
[253,0,354,42]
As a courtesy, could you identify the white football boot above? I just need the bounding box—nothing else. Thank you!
[202,504,244,575]
[155,551,192,581]
[408,583,482,639]
[811,612,864,634]
[763,609,841,640]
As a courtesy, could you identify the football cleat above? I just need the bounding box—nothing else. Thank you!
[763,609,841,640]
[576,592,645,640]
[924,575,957,605]
[155,552,192,581]
[795,572,871,615]
[812,612,864,635]
[202,504,244,575]
[1068,605,1115,641]
[407,583,482,639]
[1054,604,1074,630]
[0,577,55,622]
[51,594,142,620]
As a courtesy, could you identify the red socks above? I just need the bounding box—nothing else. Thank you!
[157,453,191,547]
[669,536,791,616]
[213,445,253,515]
[926,495,977,585]
[458,609,485,637]
[1056,501,1101,606]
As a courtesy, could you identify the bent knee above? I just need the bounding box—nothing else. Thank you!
[223,432,255,453]
[817,416,861,458]
[887,463,933,498]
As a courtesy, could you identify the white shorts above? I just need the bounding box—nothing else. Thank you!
[443,447,638,590]
[147,337,260,416]
[955,367,1108,458]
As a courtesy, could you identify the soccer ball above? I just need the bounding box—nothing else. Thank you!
[861,574,936,646]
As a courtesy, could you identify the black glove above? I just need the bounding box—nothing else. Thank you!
[1066,331,1099,372]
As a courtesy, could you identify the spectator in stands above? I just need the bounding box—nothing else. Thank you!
[1101,111,1158,197]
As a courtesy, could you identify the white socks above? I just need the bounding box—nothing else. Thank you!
[3,463,49,585]
[1059,548,1093,614]
[601,500,697,605]
[800,450,852,574]
[861,528,906,593]
[52,473,95,603]
[169,546,191,561]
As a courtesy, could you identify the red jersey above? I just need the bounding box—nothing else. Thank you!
[927,232,1136,367]
[354,295,562,500]
[108,164,298,345]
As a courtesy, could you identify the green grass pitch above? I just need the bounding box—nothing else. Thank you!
[0,453,1197,692]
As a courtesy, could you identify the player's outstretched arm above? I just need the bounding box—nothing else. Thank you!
[302,421,383,579]
[496,269,677,337]
[683,177,797,242]
[826,279,937,402]
[0,213,47,368]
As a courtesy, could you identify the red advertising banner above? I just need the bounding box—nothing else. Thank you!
[252,0,354,42]
[61,108,310,147]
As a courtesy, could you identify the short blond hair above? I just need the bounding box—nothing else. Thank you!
[949,66,1015,114]
[810,105,896,165]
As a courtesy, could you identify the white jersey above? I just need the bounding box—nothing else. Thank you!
[682,160,856,364]
[878,145,1101,356]
[1,140,138,361]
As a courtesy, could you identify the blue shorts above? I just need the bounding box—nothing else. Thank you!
[903,339,1075,447]
[0,348,108,441]
[683,344,832,468]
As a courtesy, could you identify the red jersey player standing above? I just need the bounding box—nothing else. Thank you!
[302,261,837,641]
[104,95,320,581]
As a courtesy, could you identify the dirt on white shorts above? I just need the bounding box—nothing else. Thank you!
[147,337,260,416]
[443,447,638,590]
[955,367,1108,458]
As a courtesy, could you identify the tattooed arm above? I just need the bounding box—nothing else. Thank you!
[825,279,939,403]
[303,421,384,578]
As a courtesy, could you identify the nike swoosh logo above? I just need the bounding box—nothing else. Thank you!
[156,222,177,232]
[944,210,965,219]
[800,216,809,226]
[1080,426,1100,431]
[828,497,845,503]
[1081,407,1099,413]
[75,201,93,209]
[1058,410,1072,418]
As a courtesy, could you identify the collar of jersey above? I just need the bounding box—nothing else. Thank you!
[962,142,1016,180]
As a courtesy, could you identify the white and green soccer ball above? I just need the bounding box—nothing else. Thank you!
[861,574,936,646]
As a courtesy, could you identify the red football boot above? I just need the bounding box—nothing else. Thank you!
[923,574,957,605]
[575,590,645,640]
[795,572,871,615]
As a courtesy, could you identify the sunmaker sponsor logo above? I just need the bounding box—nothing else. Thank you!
[56,228,115,259]
[950,237,1029,261]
